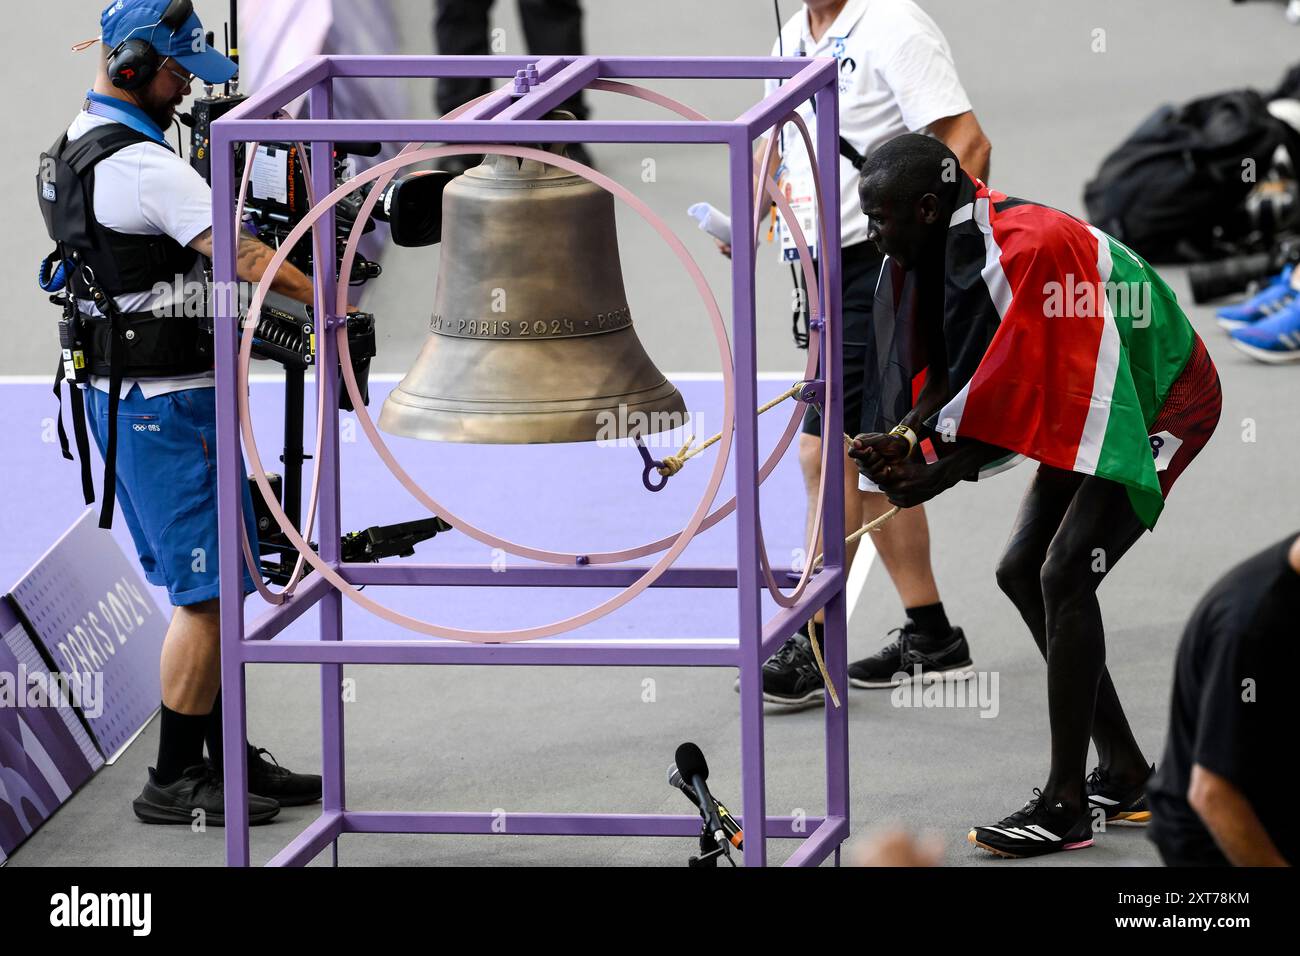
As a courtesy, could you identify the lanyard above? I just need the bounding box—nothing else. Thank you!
[83,90,171,148]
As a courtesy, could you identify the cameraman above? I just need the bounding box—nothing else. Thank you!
[40,0,322,825]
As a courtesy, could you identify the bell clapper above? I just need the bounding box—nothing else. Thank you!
[634,381,811,492]
[635,436,670,493]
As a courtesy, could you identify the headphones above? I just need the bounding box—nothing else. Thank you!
[107,0,193,91]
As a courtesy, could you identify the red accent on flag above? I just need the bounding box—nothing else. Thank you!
[953,203,1108,469]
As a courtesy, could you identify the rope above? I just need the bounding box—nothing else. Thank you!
[655,382,803,478]
[653,383,904,707]
[806,504,900,708]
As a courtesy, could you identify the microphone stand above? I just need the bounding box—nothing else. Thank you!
[687,822,735,868]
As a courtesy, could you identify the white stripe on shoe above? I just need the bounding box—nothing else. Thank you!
[1005,827,1046,841]
[981,827,1024,840]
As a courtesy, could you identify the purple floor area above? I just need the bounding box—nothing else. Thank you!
[1,377,809,644]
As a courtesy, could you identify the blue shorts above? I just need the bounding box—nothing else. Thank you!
[85,384,261,607]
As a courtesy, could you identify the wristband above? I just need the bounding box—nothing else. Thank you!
[888,423,918,455]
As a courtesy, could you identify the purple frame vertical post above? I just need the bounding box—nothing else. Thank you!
[814,79,849,864]
[309,80,347,865]
[211,103,251,865]
[727,126,766,866]
[210,55,848,868]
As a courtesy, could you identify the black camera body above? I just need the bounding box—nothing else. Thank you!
[186,92,385,287]
[361,169,457,247]
[187,92,247,184]
[181,92,450,575]
[186,94,382,392]
[241,139,384,285]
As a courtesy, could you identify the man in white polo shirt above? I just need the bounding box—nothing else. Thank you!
[748,0,991,705]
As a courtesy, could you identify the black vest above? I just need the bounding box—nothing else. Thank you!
[39,121,213,528]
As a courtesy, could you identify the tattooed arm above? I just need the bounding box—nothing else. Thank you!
[189,227,316,307]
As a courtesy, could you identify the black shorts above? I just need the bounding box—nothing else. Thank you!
[801,241,884,439]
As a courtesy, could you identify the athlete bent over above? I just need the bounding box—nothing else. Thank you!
[850,134,1222,858]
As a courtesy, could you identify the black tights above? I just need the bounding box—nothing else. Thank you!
[994,466,1150,813]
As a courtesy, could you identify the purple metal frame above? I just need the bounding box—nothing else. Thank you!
[210,55,845,867]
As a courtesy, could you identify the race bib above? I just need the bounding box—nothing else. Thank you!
[1149,430,1183,472]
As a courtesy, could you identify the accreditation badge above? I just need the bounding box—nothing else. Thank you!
[777,164,818,263]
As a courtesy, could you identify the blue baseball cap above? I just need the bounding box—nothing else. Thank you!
[100,0,237,85]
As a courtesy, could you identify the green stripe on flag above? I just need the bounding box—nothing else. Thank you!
[1105,237,1196,425]
[1093,236,1196,528]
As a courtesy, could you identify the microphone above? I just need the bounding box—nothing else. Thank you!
[179,112,194,128]
[669,763,744,850]
[673,742,727,849]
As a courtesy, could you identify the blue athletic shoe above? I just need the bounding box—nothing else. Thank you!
[1216,265,1296,331]
[1229,298,1300,363]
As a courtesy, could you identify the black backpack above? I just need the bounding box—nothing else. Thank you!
[1083,90,1294,262]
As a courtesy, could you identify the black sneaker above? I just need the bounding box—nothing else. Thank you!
[848,624,973,688]
[246,747,322,807]
[967,789,1094,858]
[1087,764,1154,826]
[757,630,826,707]
[133,764,280,826]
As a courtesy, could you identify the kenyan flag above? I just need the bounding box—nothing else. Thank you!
[887,178,1198,528]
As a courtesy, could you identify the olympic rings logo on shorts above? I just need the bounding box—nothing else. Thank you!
[131,422,161,433]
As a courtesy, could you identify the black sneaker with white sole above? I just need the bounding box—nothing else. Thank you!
[759,630,826,707]
[133,764,281,826]
[848,624,973,688]
[967,789,1094,858]
[1087,764,1154,825]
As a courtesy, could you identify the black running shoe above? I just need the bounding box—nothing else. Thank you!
[967,789,1094,858]
[246,747,323,807]
[849,624,973,688]
[1087,764,1154,826]
[759,631,826,707]
[133,764,280,826]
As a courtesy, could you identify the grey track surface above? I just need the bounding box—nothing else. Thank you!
[5,1,1300,866]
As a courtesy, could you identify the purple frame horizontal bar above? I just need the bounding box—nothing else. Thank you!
[266,811,344,867]
[216,55,834,142]
[597,56,829,81]
[781,816,849,868]
[223,56,330,121]
[266,811,830,866]
[240,563,836,647]
[328,54,562,78]
[340,811,822,838]
[738,59,839,139]
[339,563,745,588]
[238,638,741,668]
[495,56,602,121]
[760,571,843,659]
[245,571,332,642]
[321,54,823,81]
[215,118,737,144]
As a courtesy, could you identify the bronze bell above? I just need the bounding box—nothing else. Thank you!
[378,147,687,444]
